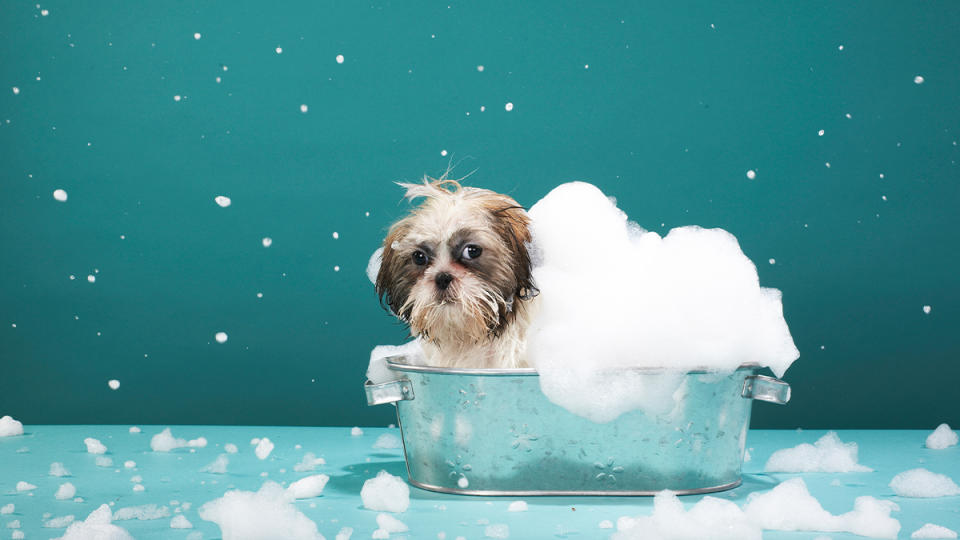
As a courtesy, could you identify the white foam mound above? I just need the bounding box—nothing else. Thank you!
[613,478,900,540]
[55,504,133,540]
[372,433,402,449]
[0,415,24,437]
[287,474,330,499]
[613,490,761,540]
[113,504,170,520]
[83,438,107,454]
[525,182,799,422]
[255,437,274,460]
[361,470,410,513]
[765,431,873,472]
[889,468,960,498]
[202,454,229,474]
[293,452,326,472]
[150,428,206,452]
[199,481,325,540]
[55,483,77,500]
[912,523,958,539]
[925,424,958,450]
[743,478,900,539]
[367,340,424,384]
[376,513,408,533]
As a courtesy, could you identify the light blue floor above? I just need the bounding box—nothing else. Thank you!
[1,427,957,539]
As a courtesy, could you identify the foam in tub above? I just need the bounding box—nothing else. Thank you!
[525,182,799,422]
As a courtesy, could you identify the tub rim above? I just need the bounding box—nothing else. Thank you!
[384,357,764,377]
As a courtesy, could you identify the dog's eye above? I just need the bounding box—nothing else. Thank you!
[411,250,428,266]
[461,245,482,260]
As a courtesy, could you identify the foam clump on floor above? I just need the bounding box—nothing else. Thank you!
[925,424,958,450]
[83,438,107,454]
[150,428,207,452]
[361,470,410,513]
[287,474,330,499]
[372,433,402,449]
[44,515,75,528]
[255,437,275,460]
[614,478,900,539]
[293,452,326,472]
[743,477,900,538]
[367,340,424,384]
[613,491,760,540]
[376,513,408,533]
[765,431,873,472]
[16,481,37,492]
[113,504,170,521]
[54,504,133,540]
[484,523,510,538]
[170,515,193,529]
[0,415,24,437]
[55,482,77,500]
[203,454,230,474]
[911,523,958,539]
[507,501,528,512]
[198,481,325,540]
[889,468,960,497]
[525,182,799,422]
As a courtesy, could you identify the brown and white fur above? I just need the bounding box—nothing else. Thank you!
[375,177,539,368]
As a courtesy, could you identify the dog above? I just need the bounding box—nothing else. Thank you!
[375,177,539,369]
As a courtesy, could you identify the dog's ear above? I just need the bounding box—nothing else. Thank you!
[376,219,414,320]
[486,198,539,302]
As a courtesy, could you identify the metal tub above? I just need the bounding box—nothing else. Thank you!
[365,359,790,496]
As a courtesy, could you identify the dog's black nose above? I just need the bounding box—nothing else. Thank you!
[435,272,454,291]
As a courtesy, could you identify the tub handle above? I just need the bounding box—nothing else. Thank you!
[742,375,791,404]
[365,379,415,406]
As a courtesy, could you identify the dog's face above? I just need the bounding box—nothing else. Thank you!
[376,179,536,346]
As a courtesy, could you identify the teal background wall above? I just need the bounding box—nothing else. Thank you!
[1,1,957,429]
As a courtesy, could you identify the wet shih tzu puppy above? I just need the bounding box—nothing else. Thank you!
[376,178,539,369]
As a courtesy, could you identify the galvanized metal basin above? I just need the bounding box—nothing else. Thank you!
[365,359,790,496]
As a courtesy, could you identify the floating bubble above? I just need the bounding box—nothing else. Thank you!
[336,54,344,64]
[505,102,514,111]
[262,237,273,248]
[923,305,932,314]
[746,170,756,180]
[215,195,231,207]
[108,379,120,390]
[300,104,308,113]
[53,189,68,202]
[914,75,925,84]
[215,332,228,344]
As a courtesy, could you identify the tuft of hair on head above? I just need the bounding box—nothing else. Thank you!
[397,175,465,202]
